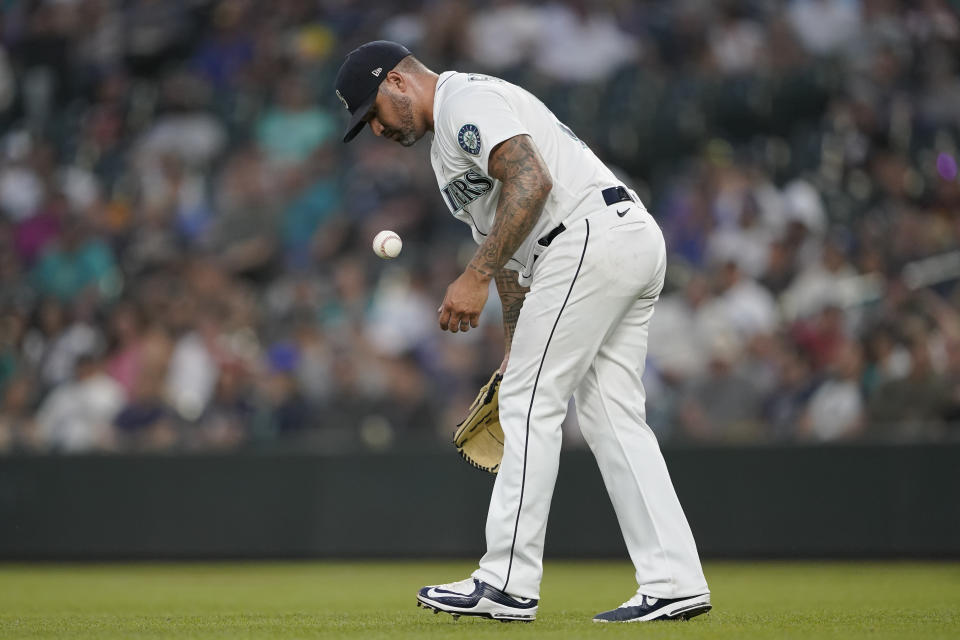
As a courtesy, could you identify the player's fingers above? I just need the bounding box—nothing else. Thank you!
[438,304,451,330]
[469,315,479,328]
[449,312,462,333]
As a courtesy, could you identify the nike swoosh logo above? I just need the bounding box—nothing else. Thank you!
[427,586,474,599]
[616,208,629,217]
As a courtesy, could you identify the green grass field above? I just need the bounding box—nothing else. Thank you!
[0,561,957,639]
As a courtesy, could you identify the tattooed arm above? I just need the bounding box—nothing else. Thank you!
[494,267,530,371]
[468,135,553,279]
[438,134,552,333]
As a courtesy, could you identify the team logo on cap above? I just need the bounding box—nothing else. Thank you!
[335,89,349,110]
[458,124,481,156]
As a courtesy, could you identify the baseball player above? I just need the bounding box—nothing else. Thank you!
[335,41,710,623]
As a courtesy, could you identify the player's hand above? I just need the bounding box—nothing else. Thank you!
[438,268,490,333]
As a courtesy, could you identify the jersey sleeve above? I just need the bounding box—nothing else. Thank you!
[441,86,530,175]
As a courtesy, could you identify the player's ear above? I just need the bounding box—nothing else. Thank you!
[384,69,405,93]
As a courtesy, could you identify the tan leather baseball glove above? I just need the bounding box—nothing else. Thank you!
[453,371,504,474]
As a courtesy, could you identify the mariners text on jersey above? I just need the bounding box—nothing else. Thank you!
[441,170,495,213]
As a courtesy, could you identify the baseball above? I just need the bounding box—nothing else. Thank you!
[372,230,402,259]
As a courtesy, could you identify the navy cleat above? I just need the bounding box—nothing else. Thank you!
[416,577,537,622]
[593,592,711,623]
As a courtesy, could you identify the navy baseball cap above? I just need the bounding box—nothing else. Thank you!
[335,40,412,143]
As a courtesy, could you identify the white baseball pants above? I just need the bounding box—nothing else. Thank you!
[472,202,709,600]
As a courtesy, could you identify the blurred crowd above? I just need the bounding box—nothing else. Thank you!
[1,0,959,454]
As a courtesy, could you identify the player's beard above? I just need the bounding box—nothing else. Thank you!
[385,91,419,147]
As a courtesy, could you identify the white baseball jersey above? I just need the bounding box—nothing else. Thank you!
[429,71,633,285]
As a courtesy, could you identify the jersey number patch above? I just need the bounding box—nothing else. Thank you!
[458,124,482,156]
[557,119,587,148]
